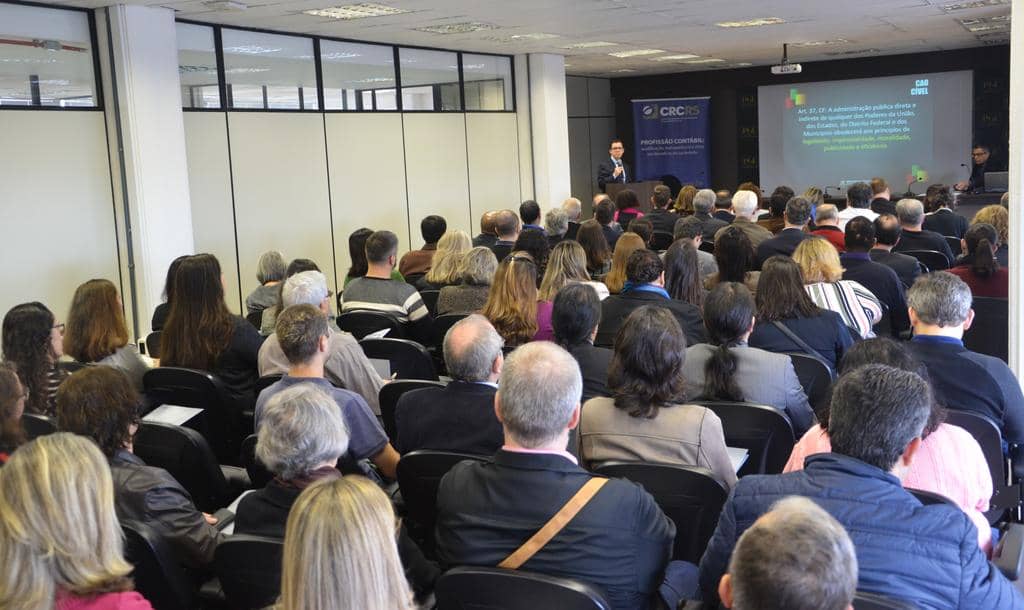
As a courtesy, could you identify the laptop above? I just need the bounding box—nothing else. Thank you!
[985,171,1008,193]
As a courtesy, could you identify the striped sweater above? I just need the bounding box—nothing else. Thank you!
[804,280,882,339]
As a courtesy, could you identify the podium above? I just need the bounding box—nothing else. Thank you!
[607,181,664,213]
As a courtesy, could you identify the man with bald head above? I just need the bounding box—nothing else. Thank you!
[715,190,773,248]
[488,209,521,262]
[394,314,505,455]
[473,210,500,247]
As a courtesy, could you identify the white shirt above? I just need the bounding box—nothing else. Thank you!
[836,206,879,231]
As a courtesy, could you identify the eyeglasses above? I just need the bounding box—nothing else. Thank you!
[972,152,988,157]
[52,323,65,334]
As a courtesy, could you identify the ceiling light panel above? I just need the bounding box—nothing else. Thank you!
[939,0,1008,11]
[303,3,409,20]
[790,39,851,47]
[649,54,701,61]
[682,58,726,64]
[563,41,619,49]
[414,22,498,34]
[608,49,664,58]
[716,17,786,28]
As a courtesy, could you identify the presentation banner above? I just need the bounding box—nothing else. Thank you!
[632,97,711,187]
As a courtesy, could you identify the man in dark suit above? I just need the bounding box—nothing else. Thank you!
[394,315,504,455]
[869,177,896,215]
[646,186,677,236]
[840,217,911,336]
[597,139,630,192]
[488,209,521,262]
[922,186,969,239]
[436,341,677,610]
[893,198,955,263]
[595,198,622,249]
[596,249,705,347]
[955,144,990,192]
[472,210,499,247]
[871,214,922,288]
[692,188,729,242]
[755,196,811,268]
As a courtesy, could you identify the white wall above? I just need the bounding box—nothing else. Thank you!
[466,113,523,229]
[403,114,472,239]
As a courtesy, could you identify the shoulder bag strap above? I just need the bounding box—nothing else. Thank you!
[771,320,830,366]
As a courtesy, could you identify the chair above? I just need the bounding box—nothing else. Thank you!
[420,289,441,315]
[783,353,835,416]
[121,520,194,610]
[431,312,469,349]
[593,462,727,563]
[143,367,242,463]
[21,413,56,440]
[240,434,273,489]
[254,374,282,397]
[57,360,88,374]
[360,337,438,380]
[944,410,1021,524]
[133,421,248,513]
[964,297,1008,362]
[397,450,487,553]
[214,535,283,610]
[336,310,406,340]
[901,249,950,271]
[145,331,162,359]
[699,239,715,254]
[650,230,674,251]
[852,591,919,610]
[692,401,795,476]
[945,235,963,257]
[378,379,447,440]
[245,311,262,329]
[908,487,958,507]
[435,566,613,610]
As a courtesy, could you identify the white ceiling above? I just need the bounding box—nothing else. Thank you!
[37,0,1012,77]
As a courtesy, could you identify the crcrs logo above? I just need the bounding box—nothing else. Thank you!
[642,104,701,119]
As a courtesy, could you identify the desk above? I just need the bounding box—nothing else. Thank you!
[954,192,1003,221]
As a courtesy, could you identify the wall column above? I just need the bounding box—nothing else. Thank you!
[1009,0,1024,374]
[517,53,571,209]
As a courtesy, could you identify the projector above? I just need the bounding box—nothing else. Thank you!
[771,63,803,75]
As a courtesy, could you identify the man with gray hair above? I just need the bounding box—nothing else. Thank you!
[246,250,286,315]
[717,497,857,610]
[394,315,505,455]
[716,190,773,248]
[545,208,570,248]
[893,198,955,261]
[436,341,677,610]
[810,203,846,252]
[690,188,729,242]
[561,197,583,240]
[672,216,718,277]
[258,270,384,413]
[907,272,1024,447]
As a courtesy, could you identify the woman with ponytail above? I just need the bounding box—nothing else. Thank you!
[949,222,1008,298]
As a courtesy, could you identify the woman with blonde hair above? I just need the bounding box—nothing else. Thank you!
[539,241,610,302]
[481,252,544,345]
[674,184,698,215]
[437,247,497,315]
[793,236,882,338]
[972,204,1009,266]
[278,476,416,610]
[416,230,471,291]
[64,279,149,391]
[0,433,154,610]
[603,232,646,295]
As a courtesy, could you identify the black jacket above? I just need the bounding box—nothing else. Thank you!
[394,381,503,455]
[869,248,921,288]
[645,208,677,235]
[693,212,730,243]
[923,209,969,239]
[870,197,896,216]
[596,290,706,347]
[473,233,497,248]
[567,342,613,402]
[893,228,955,263]
[755,228,810,268]
[597,159,630,191]
[840,253,911,335]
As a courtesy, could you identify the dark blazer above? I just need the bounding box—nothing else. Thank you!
[436,450,674,610]
[394,381,503,455]
[596,290,706,348]
[748,310,853,372]
[693,212,729,242]
[923,209,970,239]
[645,208,677,235]
[840,253,911,335]
[893,228,955,262]
[597,158,630,191]
[565,221,581,241]
[601,224,623,250]
[870,197,896,215]
[489,240,516,263]
[567,342,613,402]
[755,228,810,267]
[712,209,735,224]
[870,248,921,288]
[473,233,497,248]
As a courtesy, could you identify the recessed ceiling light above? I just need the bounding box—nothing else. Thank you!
[716,17,786,28]
[303,3,409,20]
[415,22,498,34]
[204,0,247,11]
[682,58,726,64]
[611,69,636,73]
[940,0,1008,11]
[790,39,850,47]
[976,30,1011,38]
[608,49,664,58]
[965,22,1010,31]
[823,48,880,56]
[649,54,701,61]
[563,41,619,49]
[509,33,559,40]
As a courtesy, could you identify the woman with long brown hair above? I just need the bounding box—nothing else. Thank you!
[663,238,706,309]
[1,302,66,417]
[603,232,646,295]
[64,279,149,390]
[481,252,542,346]
[539,241,609,302]
[577,219,612,280]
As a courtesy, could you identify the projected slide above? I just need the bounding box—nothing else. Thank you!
[758,71,973,195]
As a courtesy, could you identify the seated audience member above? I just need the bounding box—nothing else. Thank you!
[717,497,857,610]
[259,257,325,336]
[712,190,736,223]
[614,189,645,227]
[488,209,521,262]
[595,197,623,250]
[545,208,570,247]
[756,186,794,234]
[784,337,993,549]
[416,229,470,292]
[597,249,706,347]
[341,230,432,342]
[514,228,551,279]
[923,185,968,238]
[841,217,911,335]
[0,434,155,610]
[56,367,221,569]
[151,254,188,331]
[737,182,764,207]
[278,476,421,610]
[674,184,697,215]
[245,250,286,316]
[436,342,676,610]
[63,279,149,391]
[540,241,610,302]
[871,214,922,288]
[950,223,1008,298]
[794,237,882,338]
[256,304,398,478]
[578,218,613,279]
[801,185,825,216]
[748,256,853,371]
[755,196,812,266]
[1001,191,1010,209]
[0,363,26,464]
[399,214,446,278]
[809,204,846,252]
[716,190,773,248]
[473,210,500,247]
[907,272,1024,448]
[705,226,760,295]
[482,252,549,344]
[923,183,944,212]
[581,306,737,488]
[2,302,68,417]
[395,315,504,455]
[437,247,498,315]
[673,216,719,277]
[553,283,613,402]
[664,239,707,309]
[259,271,384,413]
[647,186,677,234]
[562,197,583,239]
[869,176,895,215]
[683,283,814,435]
[161,254,263,411]
[345,228,403,288]
[604,232,646,295]
[893,198,955,262]
[691,188,729,241]
[520,199,544,233]
[973,204,1010,266]
[628,217,654,247]
[700,364,1023,608]
[836,181,877,230]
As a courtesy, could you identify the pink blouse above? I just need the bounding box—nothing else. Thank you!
[56,592,154,610]
[785,423,993,551]
[534,300,555,341]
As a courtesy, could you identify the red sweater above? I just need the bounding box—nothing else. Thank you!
[948,265,1009,299]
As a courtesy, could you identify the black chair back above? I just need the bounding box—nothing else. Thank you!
[420,289,441,315]
[360,337,438,380]
[908,488,958,507]
[944,409,1017,523]
[21,413,56,440]
[254,374,282,398]
[945,235,963,257]
[336,310,406,340]
[379,379,447,440]
[436,566,613,610]
[784,352,834,415]
[145,331,162,359]
[143,367,239,463]
[699,239,715,254]
[873,301,894,338]
[902,249,950,271]
[133,421,236,513]
[245,311,262,329]
[57,360,88,374]
[650,230,674,251]
[964,297,1008,362]
[122,520,194,610]
[397,450,487,553]
[852,591,919,610]
[593,462,727,563]
[214,535,283,610]
[693,401,795,476]
[240,433,273,489]
[432,313,469,347]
